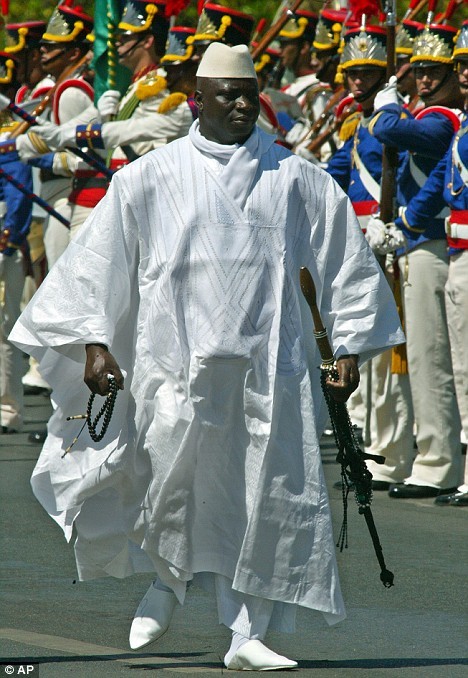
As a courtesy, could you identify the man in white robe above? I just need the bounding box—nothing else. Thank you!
[10,43,405,671]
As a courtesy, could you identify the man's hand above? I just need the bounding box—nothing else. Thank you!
[84,343,124,396]
[326,355,360,403]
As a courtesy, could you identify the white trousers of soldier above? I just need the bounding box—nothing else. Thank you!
[42,178,72,269]
[358,264,415,484]
[445,248,468,492]
[0,250,25,430]
[398,239,462,489]
[363,350,415,483]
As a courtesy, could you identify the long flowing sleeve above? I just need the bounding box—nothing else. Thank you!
[10,172,139,371]
[300,166,405,365]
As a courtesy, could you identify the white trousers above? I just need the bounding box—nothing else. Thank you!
[363,351,415,483]
[196,573,296,639]
[44,200,95,269]
[43,197,72,269]
[445,249,468,490]
[0,251,25,429]
[69,204,94,238]
[399,240,462,488]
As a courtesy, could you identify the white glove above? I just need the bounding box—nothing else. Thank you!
[373,75,399,111]
[295,145,321,165]
[365,216,406,254]
[97,90,121,120]
[285,119,309,147]
[34,118,77,150]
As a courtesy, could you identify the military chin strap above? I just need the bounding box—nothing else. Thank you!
[419,65,453,102]
[300,266,395,589]
[354,72,387,104]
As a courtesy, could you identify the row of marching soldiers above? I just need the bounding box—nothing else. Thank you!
[0,0,467,508]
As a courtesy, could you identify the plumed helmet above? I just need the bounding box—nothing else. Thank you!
[452,20,468,62]
[193,3,255,47]
[410,23,457,66]
[5,21,47,53]
[396,19,423,58]
[313,8,347,53]
[161,26,196,64]
[277,9,318,44]
[41,1,93,45]
[0,51,16,85]
[118,1,170,54]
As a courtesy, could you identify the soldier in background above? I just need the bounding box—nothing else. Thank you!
[3,20,53,395]
[0,53,33,433]
[326,21,415,491]
[369,22,464,499]
[13,0,95,268]
[293,6,348,162]
[34,2,197,216]
[394,18,423,111]
[376,21,468,506]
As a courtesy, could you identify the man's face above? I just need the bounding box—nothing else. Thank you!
[279,40,301,70]
[116,33,144,70]
[311,51,334,82]
[40,43,73,78]
[456,59,468,98]
[12,51,26,85]
[395,59,416,98]
[196,77,260,145]
[413,63,451,101]
[345,68,384,104]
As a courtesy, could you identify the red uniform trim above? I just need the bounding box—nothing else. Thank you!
[15,85,29,105]
[415,106,461,133]
[68,169,107,208]
[450,210,468,224]
[109,158,129,171]
[52,78,94,125]
[447,237,468,250]
[259,93,279,130]
[352,200,379,216]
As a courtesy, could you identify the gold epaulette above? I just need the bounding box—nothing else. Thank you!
[135,74,167,101]
[157,92,187,114]
[339,111,361,141]
[0,120,20,135]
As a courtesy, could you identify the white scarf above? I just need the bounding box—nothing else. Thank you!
[188,119,276,210]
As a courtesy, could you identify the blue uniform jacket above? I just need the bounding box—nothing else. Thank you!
[388,114,468,257]
[0,150,33,256]
[327,119,384,206]
[370,103,456,251]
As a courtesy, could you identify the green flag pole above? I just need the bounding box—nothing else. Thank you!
[92,0,131,103]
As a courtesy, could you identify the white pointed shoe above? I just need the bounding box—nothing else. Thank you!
[129,583,178,650]
[225,639,298,671]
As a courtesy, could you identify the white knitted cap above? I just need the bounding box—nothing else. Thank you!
[196,42,257,79]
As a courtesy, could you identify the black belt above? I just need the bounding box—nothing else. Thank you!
[72,176,109,191]
[39,168,58,183]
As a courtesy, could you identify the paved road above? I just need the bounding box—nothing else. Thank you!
[1,393,467,677]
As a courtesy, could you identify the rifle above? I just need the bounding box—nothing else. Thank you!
[299,266,394,588]
[293,86,346,155]
[379,0,398,226]
[251,0,305,61]
[0,167,71,228]
[0,94,114,181]
[402,0,428,21]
